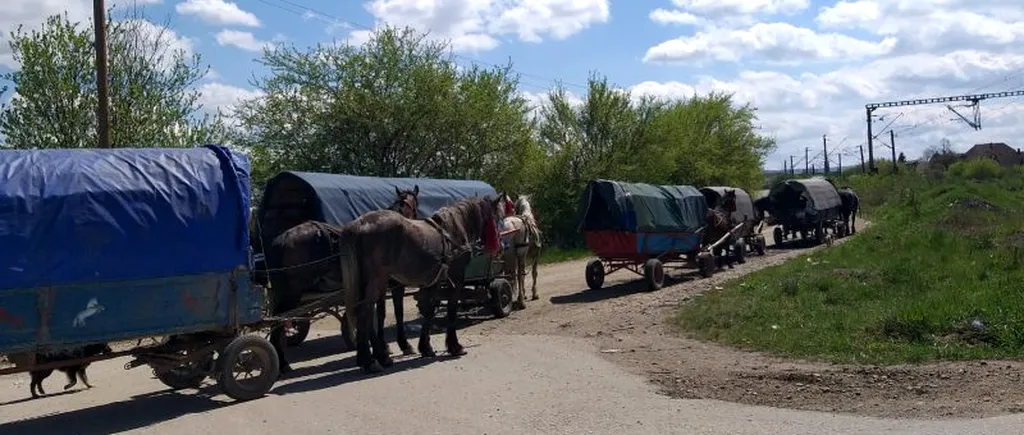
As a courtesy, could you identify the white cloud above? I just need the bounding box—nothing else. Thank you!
[215,30,270,52]
[631,49,1024,165]
[643,22,896,64]
[648,9,701,26]
[175,0,260,27]
[353,0,610,52]
[667,0,810,16]
[197,82,264,125]
[0,0,92,68]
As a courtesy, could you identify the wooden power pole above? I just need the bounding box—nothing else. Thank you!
[890,129,897,174]
[822,135,829,174]
[93,0,111,148]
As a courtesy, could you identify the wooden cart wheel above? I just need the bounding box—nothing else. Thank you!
[643,258,664,291]
[153,351,214,391]
[488,278,514,318]
[732,241,746,264]
[697,252,715,278]
[285,319,311,347]
[585,259,605,290]
[772,227,784,247]
[216,334,279,401]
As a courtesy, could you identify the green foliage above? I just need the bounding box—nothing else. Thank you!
[948,158,1003,181]
[673,170,1024,364]
[0,10,226,149]
[232,25,537,193]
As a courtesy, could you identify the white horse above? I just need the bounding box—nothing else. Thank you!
[498,193,543,309]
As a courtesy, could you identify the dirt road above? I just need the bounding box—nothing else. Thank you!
[2,333,1022,435]
[3,222,1023,431]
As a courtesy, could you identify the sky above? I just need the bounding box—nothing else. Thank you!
[1,0,1022,171]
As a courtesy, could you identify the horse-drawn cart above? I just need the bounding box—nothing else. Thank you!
[254,172,516,347]
[765,177,845,247]
[0,145,281,401]
[699,186,767,260]
[577,179,726,292]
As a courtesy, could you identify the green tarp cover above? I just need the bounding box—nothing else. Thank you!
[577,179,708,233]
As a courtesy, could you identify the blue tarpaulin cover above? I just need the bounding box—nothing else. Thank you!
[265,171,498,226]
[0,145,251,290]
[577,179,708,233]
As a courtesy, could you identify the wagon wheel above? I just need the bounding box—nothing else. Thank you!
[815,224,826,244]
[772,227,784,247]
[643,258,665,291]
[152,350,215,391]
[585,259,605,290]
[488,278,514,318]
[216,334,280,401]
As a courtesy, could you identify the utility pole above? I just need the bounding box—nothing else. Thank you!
[93,0,110,148]
[838,153,843,176]
[890,129,897,174]
[859,145,865,173]
[783,160,787,174]
[790,156,795,175]
[804,147,809,174]
[865,108,875,174]
[822,135,829,174]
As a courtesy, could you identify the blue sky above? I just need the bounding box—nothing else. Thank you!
[1,0,1023,170]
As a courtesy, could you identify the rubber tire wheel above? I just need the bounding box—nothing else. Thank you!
[773,227,784,247]
[755,235,766,255]
[733,241,746,264]
[585,259,605,290]
[153,353,213,390]
[697,253,715,278]
[216,334,280,402]
[643,258,664,291]
[285,319,311,347]
[489,278,514,318]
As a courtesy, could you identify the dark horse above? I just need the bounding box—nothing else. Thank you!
[837,187,860,235]
[702,189,739,268]
[263,187,421,375]
[340,195,502,373]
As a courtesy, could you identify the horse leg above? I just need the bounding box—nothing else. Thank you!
[375,294,392,356]
[392,285,415,355]
[851,210,857,234]
[417,286,438,358]
[530,246,540,300]
[368,279,394,369]
[516,252,527,305]
[444,281,467,357]
[511,254,525,310]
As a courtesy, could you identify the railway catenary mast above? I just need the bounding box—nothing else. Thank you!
[865,90,1024,173]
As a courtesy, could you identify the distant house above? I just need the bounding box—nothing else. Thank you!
[962,142,1023,167]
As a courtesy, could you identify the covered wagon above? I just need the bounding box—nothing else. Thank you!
[699,186,767,258]
[766,177,844,247]
[577,179,717,292]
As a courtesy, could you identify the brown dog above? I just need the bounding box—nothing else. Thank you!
[29,343,113,398]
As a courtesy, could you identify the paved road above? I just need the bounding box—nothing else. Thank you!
[2,331,1021,435]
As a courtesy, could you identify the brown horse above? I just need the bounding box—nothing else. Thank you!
[340,195,502,373]
[262,186,421,375]
[702,189,739,268]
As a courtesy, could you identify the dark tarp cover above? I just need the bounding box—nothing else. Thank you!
[0,145,252,291]
[768,177,842,211]
[699,186,756,225]
[264,171,498,227]
[577,179,707,233]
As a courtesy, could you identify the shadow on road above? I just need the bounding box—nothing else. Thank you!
[271,353,441,396]
[550,270,701,305]
[0,389,82,407]
[0,389,238,435]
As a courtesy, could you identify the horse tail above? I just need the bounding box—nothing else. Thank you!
[339,228,359,342]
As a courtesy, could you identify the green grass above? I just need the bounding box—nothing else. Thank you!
[673,164,1024,365]
[538,246,591,265]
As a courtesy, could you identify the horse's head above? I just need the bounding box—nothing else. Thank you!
[392,185,420,219]
[719,189,739,214]
[495,192,515,219]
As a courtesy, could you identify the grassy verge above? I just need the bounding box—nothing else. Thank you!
[674,161,1024,365]
[538,246,591,265]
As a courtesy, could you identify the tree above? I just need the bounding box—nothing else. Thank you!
[232,25,538,191]
[897,152,906,163]
[0,10,226,149]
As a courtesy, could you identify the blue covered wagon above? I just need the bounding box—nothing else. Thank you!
[0,145,280,401]
[576,179,718,291]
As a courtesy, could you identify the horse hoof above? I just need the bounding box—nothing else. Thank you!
[447,345,467,357]
[401,347,417,356]
[363,361,384,374]
[378,357,395,368]
[420,348,437,358]
[531,295,539,301]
